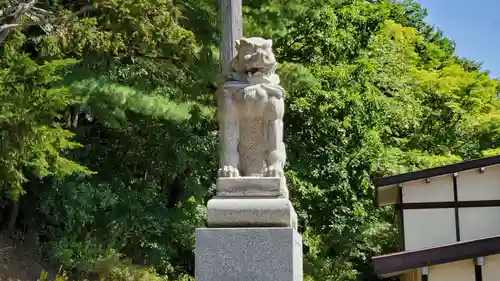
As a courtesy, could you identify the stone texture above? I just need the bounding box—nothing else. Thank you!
[195,227,303,281]
[207,198,297,229]
[216,176,288,198]
[217,37,287,178]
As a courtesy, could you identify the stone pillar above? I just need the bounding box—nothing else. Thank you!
[219,0,243,76]
[196,34,303,281]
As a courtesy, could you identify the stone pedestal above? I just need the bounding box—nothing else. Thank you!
[207,177,298,229]
[207,198,297,229]
[196,177,303,280]
[216,176,288,197]
[195,227,303,281]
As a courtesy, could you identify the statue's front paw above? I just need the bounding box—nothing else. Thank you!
[243,90,256,101]
[218,166,240,177]
[264,165,283,177]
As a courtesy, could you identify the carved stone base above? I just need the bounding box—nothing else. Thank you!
[207,198,298,229]
[195,227,303,281]
[216,176,288,198]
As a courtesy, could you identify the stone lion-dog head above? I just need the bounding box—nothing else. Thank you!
[231,37,277,77]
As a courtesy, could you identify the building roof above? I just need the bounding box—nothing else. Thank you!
[372,155,500,206]
[372,234,500,277]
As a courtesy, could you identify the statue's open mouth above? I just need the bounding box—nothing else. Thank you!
[249,67,266,74]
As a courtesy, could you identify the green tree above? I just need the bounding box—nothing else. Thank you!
[1,1,500,281]
[0,32,90,201]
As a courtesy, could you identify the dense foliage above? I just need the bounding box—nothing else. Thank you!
[1,0,500,280]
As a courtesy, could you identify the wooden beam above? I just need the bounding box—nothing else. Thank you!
[219,0,243,76]
[373,234,500,276]
[372,155,500,188]
[453,173,460,242]
[395,200,500,209]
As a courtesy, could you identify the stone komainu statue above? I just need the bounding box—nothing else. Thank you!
[217,37,286,178]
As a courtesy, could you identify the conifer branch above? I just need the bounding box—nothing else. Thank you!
[0,1,94,45]
[0,0,37,45]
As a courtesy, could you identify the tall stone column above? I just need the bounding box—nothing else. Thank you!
[195,35,303,281]
[219,0,242,76]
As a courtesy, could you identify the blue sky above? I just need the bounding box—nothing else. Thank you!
[417,0,500,78]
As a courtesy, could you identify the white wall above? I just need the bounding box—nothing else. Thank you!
[401,165,500,250]
[459,207,500,241]
[428,259,475,281]
[456,165,500,241]
[402,176,454,203]
[483,254,500,281]
[401,175,456,251]
[403,208,456,251]
[457,165,500,201]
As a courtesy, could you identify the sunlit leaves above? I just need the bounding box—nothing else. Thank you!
[0,32,91,200]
